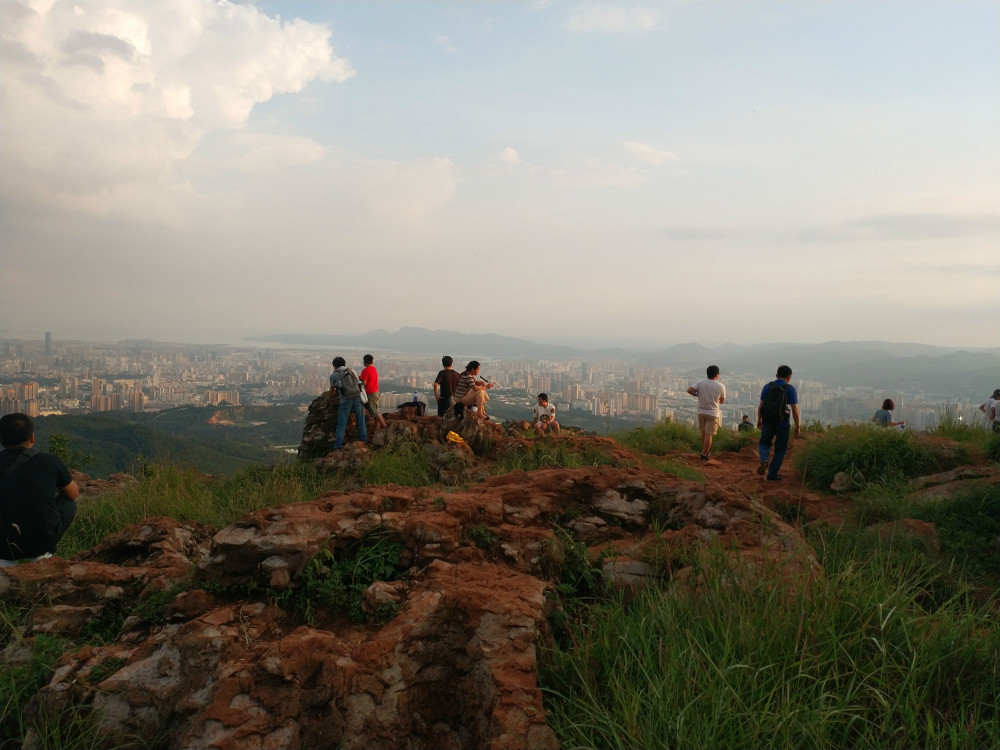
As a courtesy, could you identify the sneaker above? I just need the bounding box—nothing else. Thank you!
[766,475,783,482]
[700,454,710,461]
[757,459,769,476]
[32,552,53,562]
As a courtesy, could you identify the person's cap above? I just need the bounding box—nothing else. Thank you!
[993,388,1000,398]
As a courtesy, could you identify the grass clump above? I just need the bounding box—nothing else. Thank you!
[540,536,1000,750]
[793,424,938,490]
[58,462,347,557]
[493,441,626,474]
[284,527,407,625]
[928,403,994,449]
[614,418,699,456]
[361,444,435,487]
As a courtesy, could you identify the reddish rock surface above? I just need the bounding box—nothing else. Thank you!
[5,415,990,750]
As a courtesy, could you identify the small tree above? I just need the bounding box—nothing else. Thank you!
[47,433,95,471]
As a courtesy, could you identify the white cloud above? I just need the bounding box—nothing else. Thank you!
[500,147,522,165]
[623,140,677,165]
[0,0,353,225]
[433,33,456,54]
[567,5,659,33]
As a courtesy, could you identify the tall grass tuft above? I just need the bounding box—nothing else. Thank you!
[793,424,937,490]
[493,441,627,474]
[614,419,700,456]
[59,462,347,556]
[540,536,1000,750]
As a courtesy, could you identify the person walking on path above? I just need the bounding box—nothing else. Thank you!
[359,354,388,430]
[756,365,801,482]
[433,356,460,417]
[1,413,80,566]
[329,356,368,450]
[687,365,726,460]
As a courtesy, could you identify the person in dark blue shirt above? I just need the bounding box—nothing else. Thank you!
[755,365,801,482]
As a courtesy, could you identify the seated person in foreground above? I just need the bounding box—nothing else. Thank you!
[872,398,905,428]
[533,393,560,434]
[453,360,494,418]
[0,413,80,565]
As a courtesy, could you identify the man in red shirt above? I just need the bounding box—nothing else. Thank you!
[360,354,388,430]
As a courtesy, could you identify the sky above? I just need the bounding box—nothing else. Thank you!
[1,0,998,350]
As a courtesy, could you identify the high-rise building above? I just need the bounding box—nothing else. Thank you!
[44,332,52,355]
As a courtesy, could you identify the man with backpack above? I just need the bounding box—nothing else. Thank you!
[1,413,79,566]
[329,356,369,450]
[756,365,801,482]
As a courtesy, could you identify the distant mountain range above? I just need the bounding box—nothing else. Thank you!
[247,329,1000,397]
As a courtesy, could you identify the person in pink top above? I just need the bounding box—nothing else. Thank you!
[360,354,387,430]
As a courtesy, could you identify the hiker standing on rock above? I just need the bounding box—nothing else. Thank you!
[756,365,800,482]
[433,356,460,417]
[359,354,388,430]
[0,413,79,566]
[329,357,368,450]
[687,365,726,461]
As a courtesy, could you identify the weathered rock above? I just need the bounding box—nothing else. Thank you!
[13,456,824,749]
[830,471,860,493]
[908,465,1000,501]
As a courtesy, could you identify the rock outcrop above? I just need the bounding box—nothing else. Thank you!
[1,445,821,750]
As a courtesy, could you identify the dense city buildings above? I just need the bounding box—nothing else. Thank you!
[0,337,988,432]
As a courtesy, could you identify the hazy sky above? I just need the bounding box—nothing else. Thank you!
[1,0,997,349]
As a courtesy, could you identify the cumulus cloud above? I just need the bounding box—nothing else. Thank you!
[0,0,353,225]
[567,5,659,33]
[623,140,676,165]
[500,147,522,165]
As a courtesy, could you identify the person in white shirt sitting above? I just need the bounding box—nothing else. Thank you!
[533,393,560,435]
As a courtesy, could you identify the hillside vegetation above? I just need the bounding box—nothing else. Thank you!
[2,418,998,749]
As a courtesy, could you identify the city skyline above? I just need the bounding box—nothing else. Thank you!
[1,1,998,348]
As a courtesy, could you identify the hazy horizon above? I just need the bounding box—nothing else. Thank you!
[2,1,998,349]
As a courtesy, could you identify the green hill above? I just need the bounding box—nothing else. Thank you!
[33,405,304,477]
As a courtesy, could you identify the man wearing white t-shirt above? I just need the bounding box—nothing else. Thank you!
[687,365,726,461]
[533,393,560,435]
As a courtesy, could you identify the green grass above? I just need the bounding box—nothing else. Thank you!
[360,443,435,486]
[492,440,628,474]
[58,462,348,557]
[850,483,1000,583]
[540,538,1000,750]
[793,424,940,490]
[928,403,994,449]
[613,419,700,456]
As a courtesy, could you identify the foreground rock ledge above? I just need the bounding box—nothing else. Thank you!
[3,464,819,750]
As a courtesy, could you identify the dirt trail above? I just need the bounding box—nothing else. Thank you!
[677,431,855,526]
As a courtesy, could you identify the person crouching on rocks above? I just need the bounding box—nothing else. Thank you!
[0,413,80,566]
[533,393,560,435]
[454,361,494,418]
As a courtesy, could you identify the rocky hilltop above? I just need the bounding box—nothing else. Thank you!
[2,391,995,750]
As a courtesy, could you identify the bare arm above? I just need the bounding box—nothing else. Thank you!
[60,480,80,501]
[791,404,801,436]
[686,387,697,397]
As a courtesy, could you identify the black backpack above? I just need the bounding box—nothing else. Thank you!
[759,381,788,425]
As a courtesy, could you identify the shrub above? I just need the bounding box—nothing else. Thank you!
[793,424,937,490]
